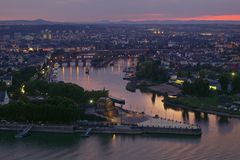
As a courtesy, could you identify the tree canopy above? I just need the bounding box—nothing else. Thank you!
[182,79,210,97]
[137,60,168,83]
[0,97,80,123]
[25,80,108,104]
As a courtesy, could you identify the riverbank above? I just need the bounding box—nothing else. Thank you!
[164,98,240,119]
[0,124,76,133]
[147,83,181,96]
[126,81,181,96]
[0,119,201,137]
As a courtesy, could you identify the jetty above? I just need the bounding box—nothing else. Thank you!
[137,118,201,136]
[15,124,33,139]
[0,117,202,137]
[81,128,92,137]
[77,118,202,136]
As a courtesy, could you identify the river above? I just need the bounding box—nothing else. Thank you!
[1,58,240,160]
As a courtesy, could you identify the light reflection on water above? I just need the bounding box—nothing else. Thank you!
[58,59,202,124]
[57,58,240,159]
[0,58,239,160]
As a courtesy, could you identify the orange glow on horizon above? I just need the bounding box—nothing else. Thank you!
[176,15,240,21]
[132,14,240,21]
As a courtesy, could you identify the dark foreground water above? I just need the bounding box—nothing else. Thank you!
[1,59,240,160]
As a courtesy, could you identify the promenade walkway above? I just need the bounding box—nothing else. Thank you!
[137,118,199,129]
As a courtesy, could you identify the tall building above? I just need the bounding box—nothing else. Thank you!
[42,29,52,40]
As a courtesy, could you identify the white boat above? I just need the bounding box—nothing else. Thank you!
[70,61,76,66]
[86,60,92,67]
[62,62,68,67]
[78,60,84,67]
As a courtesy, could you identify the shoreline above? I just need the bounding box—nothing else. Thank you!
[0,121,201,137]
[126,79,240,119]
[126,80,180,96]
[164,100,240,119]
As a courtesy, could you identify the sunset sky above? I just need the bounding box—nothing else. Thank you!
[0,0,240,22]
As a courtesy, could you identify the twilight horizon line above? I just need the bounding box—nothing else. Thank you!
[1,14,240,24]
[0,0,240,22]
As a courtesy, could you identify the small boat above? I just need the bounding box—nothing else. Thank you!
[78,60,84,67]
[70,61,76,66]
[62,62,68,67]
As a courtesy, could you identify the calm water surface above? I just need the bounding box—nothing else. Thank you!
[1,59,240,160]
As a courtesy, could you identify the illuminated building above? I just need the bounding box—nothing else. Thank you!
[0,91,9,105]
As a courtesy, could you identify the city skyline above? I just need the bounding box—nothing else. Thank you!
[0,0,240,22]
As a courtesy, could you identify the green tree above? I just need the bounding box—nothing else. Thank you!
[0,81,7,91]
[0,97,81,123]
[12,66,37,87]
[137,60,168,83]
[195,79,210,97]
[199,70,206,79]
[25,80,108,104]
[182,79,210,97]
[182,81,194,95]
[232,75,240,93]
[219,74,229,92]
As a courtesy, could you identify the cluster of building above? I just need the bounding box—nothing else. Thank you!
[0,24,239,105]
[0,24,238,55]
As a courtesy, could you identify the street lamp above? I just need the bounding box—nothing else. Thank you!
[231,72,236,77]
[89,99,94,104]
[21,85,25,94]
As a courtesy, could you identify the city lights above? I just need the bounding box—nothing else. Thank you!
[20,85,25,94]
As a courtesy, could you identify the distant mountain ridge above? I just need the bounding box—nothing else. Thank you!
[0,19,240,25]
[0,19,58,25]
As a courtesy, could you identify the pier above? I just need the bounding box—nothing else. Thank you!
[81,128,92,137]
[137,118,201,136]
[0,120,201,137]
[15,124,33,139]
[77,118,202,136]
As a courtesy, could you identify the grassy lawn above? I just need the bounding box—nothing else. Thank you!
[167,95,240,116]
[176,96,220,108]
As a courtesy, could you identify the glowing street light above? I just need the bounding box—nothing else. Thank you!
[89,99,94,104]
[21,85,25,94]
[231,72,236,77]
